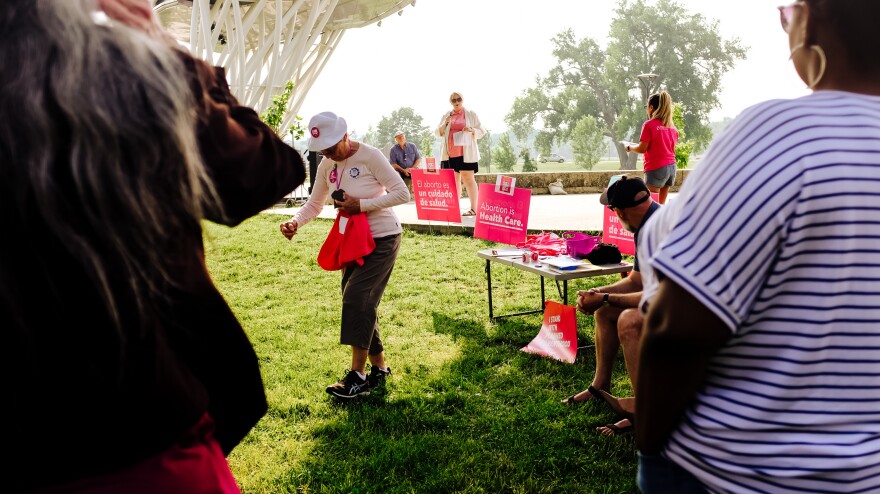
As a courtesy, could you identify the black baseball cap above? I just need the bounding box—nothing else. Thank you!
[599,175,650,209]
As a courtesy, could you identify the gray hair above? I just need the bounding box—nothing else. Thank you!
[0,1,217,332]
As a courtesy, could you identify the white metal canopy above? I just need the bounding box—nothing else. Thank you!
[154,0,415,130]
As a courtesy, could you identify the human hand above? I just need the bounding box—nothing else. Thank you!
[576,290,604,315]
[336,193,362,215]
[279,220,298,240]
[404,169,411,177]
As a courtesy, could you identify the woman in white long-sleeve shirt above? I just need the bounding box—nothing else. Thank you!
[279,112,409,399]
[436,91,485,216]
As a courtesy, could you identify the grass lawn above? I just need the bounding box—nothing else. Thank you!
[205,214,638,493]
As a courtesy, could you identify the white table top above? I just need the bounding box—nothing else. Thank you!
[477,249,632,281]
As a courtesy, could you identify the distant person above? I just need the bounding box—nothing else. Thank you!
[562,177,659,437]
[625,91,679,204]
[307,149,320,193]
[2,0,305,492]
[388,130,422,181]
[436,91,485,216]
[636,1,880,492]
[279,112,409,399]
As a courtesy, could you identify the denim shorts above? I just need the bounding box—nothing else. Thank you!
[644,163,676,188]
[637,452,707,494]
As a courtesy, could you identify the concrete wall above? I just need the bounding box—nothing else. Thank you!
[471,169,691,195]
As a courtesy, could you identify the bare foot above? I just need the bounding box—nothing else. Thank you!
[596,418,633,436]
[596,390,636,420]
[561,385,605,405]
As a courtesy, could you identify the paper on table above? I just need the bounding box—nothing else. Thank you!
[453,131,473,146]
[491,249,524,257]
[544,257,582,271]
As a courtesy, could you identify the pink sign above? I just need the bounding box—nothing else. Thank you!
[473,182,531,245]
[601,192,660,256]
[424,157,438,173]
[521,301,577,363]
[411,169,461,223]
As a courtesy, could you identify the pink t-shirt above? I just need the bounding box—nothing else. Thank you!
[639,118,679,172]
[447,110,466,159]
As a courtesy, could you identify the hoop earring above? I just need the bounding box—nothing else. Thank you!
[806,45,827,89]
[790,43,827,89]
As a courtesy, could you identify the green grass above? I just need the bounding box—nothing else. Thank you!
[204,214,637,493]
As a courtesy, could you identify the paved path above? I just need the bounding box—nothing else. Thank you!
[264,193,677,234]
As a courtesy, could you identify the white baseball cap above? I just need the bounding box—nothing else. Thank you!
[394,130,404,137]
[306,111,347,151]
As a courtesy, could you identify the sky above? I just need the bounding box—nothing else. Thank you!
[297,0,809,137]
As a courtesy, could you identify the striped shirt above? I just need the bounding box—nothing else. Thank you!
[652,91,880,493]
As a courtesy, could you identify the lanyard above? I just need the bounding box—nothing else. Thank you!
[330,163,346,190]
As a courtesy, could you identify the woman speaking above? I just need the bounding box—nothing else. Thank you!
[436,92,485,217]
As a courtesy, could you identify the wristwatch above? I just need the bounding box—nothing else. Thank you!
[602,293,611,307]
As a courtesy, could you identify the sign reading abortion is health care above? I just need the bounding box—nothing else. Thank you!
[411,167,461,223]
[473,178,531,245]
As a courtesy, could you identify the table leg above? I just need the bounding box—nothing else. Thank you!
[540,276,545,305]
[486,259,494,320]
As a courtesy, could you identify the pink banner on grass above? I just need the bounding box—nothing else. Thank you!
[411,169,461,223]
[473,182,531,245]
[601,192,660,256]
[521,301,578,363]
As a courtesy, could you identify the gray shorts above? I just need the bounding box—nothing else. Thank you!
[340,234,401,354]
[644,163,676,188]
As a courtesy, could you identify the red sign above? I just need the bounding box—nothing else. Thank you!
[473,182,531,245]
[521,301,578,363]
[424,157,438,173]
[411,169,461,223]
[601,192,660,256]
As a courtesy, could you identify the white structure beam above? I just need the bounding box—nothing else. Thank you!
[154,0,414,132]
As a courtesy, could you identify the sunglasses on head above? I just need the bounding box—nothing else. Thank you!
[450,97,462,103]
[777,1,801,33]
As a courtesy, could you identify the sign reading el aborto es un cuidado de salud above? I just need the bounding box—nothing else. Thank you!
[410,159,461,223]
[473,176,531,245]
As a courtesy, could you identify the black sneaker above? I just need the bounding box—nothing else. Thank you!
[367,366,392,389]
[326,370,371,399]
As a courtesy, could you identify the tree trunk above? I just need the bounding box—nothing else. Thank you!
[613,142,637,170]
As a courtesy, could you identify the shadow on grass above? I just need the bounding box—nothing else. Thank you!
[283,313,638,494]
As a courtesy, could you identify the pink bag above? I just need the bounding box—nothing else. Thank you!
[563,231,600,259]
[516,232,566,256]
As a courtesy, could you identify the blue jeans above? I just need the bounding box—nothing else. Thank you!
[637,452,707,494]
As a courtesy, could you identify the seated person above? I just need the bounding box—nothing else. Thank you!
[388,130,421,180]
[561,177,659,433]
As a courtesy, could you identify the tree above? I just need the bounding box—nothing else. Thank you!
[672,103,694,168]
[520,149,537,172]
[505,0,746,169]
[420,134,433,161]
[364,107,430,153]
[260,80,305,140]
[478,130,493,171]
[571,116,605,170]
[494,133,517,172]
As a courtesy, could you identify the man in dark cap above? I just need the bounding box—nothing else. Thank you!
[561,175,660,435]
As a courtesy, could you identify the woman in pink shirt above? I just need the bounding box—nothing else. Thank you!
[436,92,485,216]
[625,91,679,204]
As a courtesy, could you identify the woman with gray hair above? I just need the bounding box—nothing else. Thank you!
[1,0,304,492]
